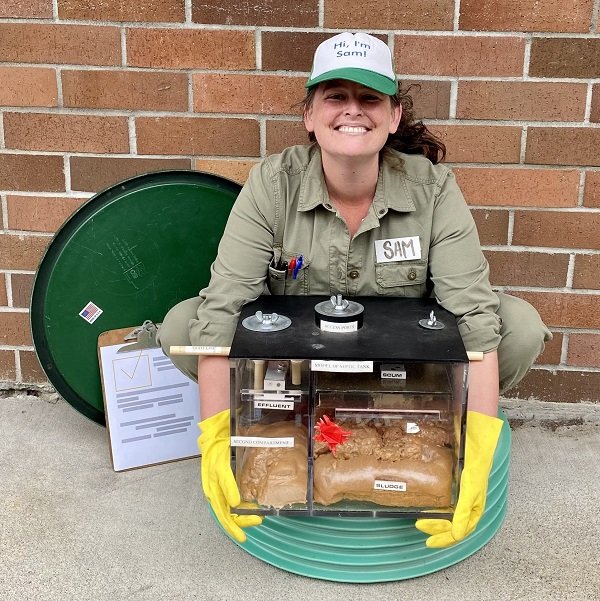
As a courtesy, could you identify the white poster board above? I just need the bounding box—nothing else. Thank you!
[99,342,200,471]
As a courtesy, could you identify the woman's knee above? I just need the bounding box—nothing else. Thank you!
[496,293,551,391]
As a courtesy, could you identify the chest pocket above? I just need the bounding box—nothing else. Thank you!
[375,261,428,297]
[266,253,310,295]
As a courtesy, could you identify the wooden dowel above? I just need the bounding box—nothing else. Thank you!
[170,346,485,362]
[169,345,231,355]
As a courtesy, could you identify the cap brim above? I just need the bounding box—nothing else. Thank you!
[306,67,397,95]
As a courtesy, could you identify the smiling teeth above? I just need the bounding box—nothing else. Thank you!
[338,126,367,133]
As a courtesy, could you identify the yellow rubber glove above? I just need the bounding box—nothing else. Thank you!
[415,410,503,548]
[198,410,263,543]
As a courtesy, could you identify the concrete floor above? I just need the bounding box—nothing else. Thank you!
[1,393,599,601]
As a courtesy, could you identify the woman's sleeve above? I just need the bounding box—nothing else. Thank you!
[428,169,502,353]
[189,160,278,347]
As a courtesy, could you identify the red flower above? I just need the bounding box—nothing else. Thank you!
[314,415,351,455]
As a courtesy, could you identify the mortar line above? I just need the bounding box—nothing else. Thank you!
[187,70,194,113]
[453,0,461,31]
[523,34,532,79]
[56,67,64,109]
[63,155,72,193]
[52,0,59,20]
[519,125,528,164]
[592,0,600,32]
[128,117,137,154]
[120,26,127,68]
[449,79,458,119]
[566,253,576,288]
[1,193,7,229]
[507,210,515,245]
[255,29,262,70]
[14,349,22,382]
[259,117,267,157]
[584,82,594,123]
[5,271,12,306]
[560,332,570,365]
[185,0,193,23]
[318,0,325,28]
[577,170,586,207]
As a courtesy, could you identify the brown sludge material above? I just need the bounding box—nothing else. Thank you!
[313,420,453,507]
[238,421,308,509]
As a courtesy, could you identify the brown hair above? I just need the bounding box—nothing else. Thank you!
[302,83,446,165]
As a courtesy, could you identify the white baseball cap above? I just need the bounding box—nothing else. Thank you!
[306,32,397,95]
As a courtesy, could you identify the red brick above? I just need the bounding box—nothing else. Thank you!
[573,254,600,290]
[530,38,600,78]
[262,32,338,72]
[0,274,7,306]
[484,250,569,287]
[20,351,48,384]
[567,333,600,367]
[583,171,600,208]
[10,274,35,309]
[136,117,259,156]
[454,168,580,208]
[266,120,309,155]
[192,0,317,26]
[508,369,600,403]
[512,211,600,250]
[535,331,563,365]
[194,159,258,184]
[471,209,509,245]
[0,234,51,271]
[126,28,254,70]
[457,81,586,122]
[70,156,192,193]
[0,0,52,18]
[0,350,16,381]
[394,35,525,77]
[0,67,57,108]
[0,311,32,346]
[0,155,65,192]
[0,24,120,66]
[194,74,305,116]
[325,0,453,30]
[590,84,600,123]
[526,128,600,167]
[401,81,452,120]
[4,113,129,153]
[58,0,184,22]
[7,196,87,233]
[512,291,600,329]
[429,125,521,164]
[62,70,188,111]
[460,0,593,33]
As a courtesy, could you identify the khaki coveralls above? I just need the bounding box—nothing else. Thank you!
[158,145,551,392]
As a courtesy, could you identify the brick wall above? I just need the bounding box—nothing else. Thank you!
[1,0,599,403]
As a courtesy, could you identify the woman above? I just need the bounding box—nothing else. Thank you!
[158,32,551,547]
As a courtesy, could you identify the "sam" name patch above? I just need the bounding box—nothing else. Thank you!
[374,236,421,263]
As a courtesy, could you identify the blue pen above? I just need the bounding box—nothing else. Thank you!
[292,255,303,279]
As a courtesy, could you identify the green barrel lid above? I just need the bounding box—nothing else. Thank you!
[216,412,511,582]
[31,170,240,425]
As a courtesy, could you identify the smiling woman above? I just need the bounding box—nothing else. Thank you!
[156,31,551,548]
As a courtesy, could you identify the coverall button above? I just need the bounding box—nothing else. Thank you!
[407,269,417,280]
[348,270,360,279]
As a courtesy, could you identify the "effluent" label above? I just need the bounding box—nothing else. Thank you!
[253,400,295,410]
[374,480,407,492]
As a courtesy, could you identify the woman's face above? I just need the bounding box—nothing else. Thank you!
[303,79,401,163]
